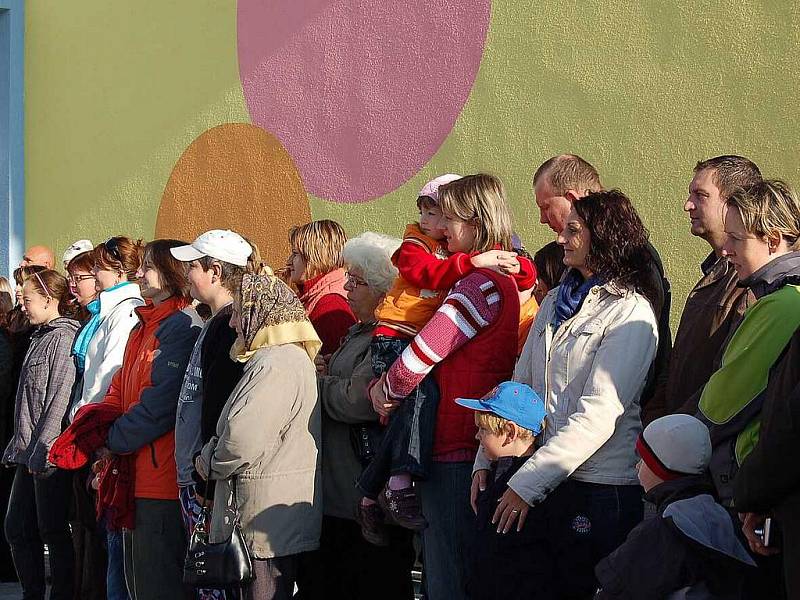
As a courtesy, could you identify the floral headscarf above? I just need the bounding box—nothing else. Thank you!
[231,272,322,363]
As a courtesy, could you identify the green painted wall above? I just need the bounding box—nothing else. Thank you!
[23,1,800,325]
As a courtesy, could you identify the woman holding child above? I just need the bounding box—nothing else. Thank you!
[370,174,522,600]
[479,190,660,588]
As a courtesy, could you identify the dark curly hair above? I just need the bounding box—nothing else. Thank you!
[572,189,659,307]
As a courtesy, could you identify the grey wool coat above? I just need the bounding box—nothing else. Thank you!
[198,343,322,559]
[316,321,377,520]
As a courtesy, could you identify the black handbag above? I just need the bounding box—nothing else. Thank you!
[183,478,255,588]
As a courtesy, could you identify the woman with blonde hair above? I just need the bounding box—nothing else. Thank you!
[690,179,800,597]
[369,174,521,599]
[286,219,356,354]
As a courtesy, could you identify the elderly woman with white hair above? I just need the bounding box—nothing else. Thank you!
[297,232,415,599]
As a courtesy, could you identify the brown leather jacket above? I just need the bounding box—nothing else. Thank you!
[642,253,754,425]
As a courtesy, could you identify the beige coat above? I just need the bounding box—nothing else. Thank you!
[198,343,321,559]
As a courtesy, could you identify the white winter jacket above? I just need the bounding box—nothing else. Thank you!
[475,279,658,504]
[68,282,145,421]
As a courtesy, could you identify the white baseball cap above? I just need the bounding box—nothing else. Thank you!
[170,230,252,267]
[63,240,94,265]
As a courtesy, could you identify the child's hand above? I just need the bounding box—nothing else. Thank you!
[471,469,488,515]
[471,250,520,274]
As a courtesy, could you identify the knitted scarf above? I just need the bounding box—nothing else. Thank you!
[552,269,603,330]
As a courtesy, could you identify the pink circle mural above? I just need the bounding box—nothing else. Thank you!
[237,0,491,203]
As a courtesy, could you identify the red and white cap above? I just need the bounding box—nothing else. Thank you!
[170,230,252,267]
[636,414,711,481]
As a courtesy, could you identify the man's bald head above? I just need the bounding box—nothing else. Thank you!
[20,245,55,270]
[532,154,603,234]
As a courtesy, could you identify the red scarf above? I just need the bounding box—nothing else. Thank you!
[298,268,349,314]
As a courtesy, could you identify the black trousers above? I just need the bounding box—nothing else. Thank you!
[0,465,18,581]
[71,466,107,600]
[123,498,188,600]
[4,464,75,600]
[295,515,415,600]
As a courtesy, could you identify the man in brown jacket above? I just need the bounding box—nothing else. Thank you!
[642,155,762,425]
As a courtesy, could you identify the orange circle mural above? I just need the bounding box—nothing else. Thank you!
[155,123,311,270]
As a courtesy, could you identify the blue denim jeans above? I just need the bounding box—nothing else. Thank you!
[418,461,474,600]
[357,336,440,498]
[106,528,129,600]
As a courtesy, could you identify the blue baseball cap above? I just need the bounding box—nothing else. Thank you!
[456,381,546,434]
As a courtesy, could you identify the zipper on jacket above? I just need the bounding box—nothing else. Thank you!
[149,443,159,468]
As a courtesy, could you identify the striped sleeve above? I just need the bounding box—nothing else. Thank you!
[384,272,501,400]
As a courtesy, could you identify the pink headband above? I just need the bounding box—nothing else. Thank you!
[33,272,53,298]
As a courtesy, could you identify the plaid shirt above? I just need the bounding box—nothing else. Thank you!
[3,317,79,473]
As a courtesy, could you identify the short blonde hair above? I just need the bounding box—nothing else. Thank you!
[474,411,537,440]
[438,174,514,253]
[726,180,800,250]
[342,232,401,295]
[288,220,348,279]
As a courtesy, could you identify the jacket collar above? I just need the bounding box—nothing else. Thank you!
[32,316,80,338]
[737,251,800,299]
[98,282,143,318]
[700,251,720,276]
[645,475,716,512]
[134,295,191,325]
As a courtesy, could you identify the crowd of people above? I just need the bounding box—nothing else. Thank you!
[0,153,797,600]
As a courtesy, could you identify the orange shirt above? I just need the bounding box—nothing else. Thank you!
[517,295,539,357]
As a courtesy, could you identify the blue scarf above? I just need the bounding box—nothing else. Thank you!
[72,281,132,371]
[552,269,603,330]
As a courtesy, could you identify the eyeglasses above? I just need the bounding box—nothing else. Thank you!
[345,272,368,287]
[104,237,123,263]
[68,274,95,285]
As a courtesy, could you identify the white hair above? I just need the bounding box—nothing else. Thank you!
[342,232,401,295]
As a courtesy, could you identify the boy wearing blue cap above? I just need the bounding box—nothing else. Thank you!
[456,382,595,600]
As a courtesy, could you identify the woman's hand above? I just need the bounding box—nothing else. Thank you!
[471,250,520,275]
[369,374,399,417]
[194,455,209,481]
[470,469,488,515]
[492,487,530,533]
[314,353,330,375]
[739,512,780,556]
